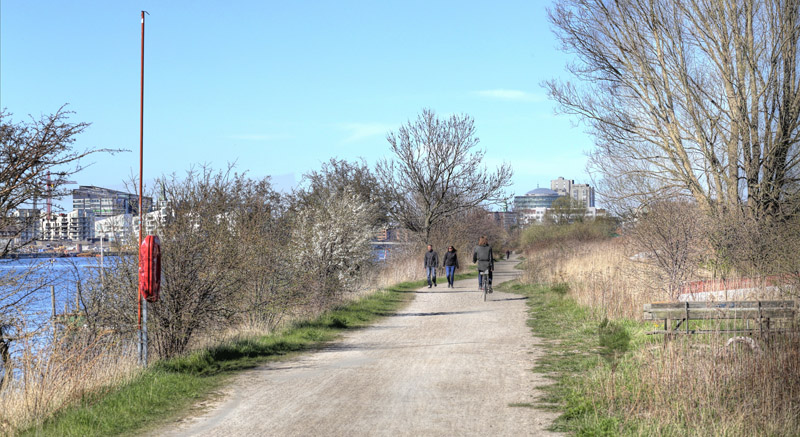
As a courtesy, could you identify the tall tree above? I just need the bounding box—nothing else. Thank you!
[547,0,800,219]
[0,106,112,387]
[376,108,512,243]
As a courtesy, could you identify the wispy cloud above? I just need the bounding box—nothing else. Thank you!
[228,133,293,141]
[338,122,395,143]
[475,89,544,102]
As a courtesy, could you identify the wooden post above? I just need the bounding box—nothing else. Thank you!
[51,285,56,340]
[665,318,672,343]
[684,301,689,334]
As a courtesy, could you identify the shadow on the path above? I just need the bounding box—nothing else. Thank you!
[391,310,484,317]
[487,296,529,302]
[313,340,488,354]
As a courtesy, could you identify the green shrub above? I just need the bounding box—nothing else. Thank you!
[521,218,617,250]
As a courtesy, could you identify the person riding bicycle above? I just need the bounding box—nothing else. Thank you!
[472,235,494,293]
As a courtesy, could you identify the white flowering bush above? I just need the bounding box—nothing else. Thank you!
[292,188,377,307]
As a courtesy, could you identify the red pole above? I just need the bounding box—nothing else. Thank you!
[138,11,145,333]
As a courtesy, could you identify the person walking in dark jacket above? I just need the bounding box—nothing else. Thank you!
[443,246,459,288]
[423,244,439,288]
[472,235,494,292]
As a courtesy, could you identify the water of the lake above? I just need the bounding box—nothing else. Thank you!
[0,256,114,327]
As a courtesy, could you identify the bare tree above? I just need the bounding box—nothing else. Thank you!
[707,209,800,283]
[627,200,703,299]
[428,206,508,257]
[376,108,512,243]
[147,166,247,358]
[230,178,297,331]
[547,0,800,220]
[0,106,116,256]
[0,106,115,388]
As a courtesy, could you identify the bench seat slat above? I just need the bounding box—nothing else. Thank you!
[645,301,796,310]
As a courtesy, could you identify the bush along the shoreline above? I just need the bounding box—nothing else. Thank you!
[19,270,485,437]
[21,279,429,436]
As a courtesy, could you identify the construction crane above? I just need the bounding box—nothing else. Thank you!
[43,171,77,219]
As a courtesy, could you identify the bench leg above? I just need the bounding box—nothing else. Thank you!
[760,318,772,345]
[664,318,672,343]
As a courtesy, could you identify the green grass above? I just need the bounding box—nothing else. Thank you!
[22,280,433,436]
[498,280,646,436]
[501,279,800,436]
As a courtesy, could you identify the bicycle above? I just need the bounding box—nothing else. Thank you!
[479,269,490,301]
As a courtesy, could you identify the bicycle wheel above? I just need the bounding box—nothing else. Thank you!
[482,273,487,301]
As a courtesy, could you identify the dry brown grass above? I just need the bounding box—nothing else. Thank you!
[0,328,138,433]
[523,238,662,320]
[627,335,800,435]
[522,237,800,435]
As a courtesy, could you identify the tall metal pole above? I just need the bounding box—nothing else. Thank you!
[138,10,148,366]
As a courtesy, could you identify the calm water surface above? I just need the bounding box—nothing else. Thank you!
[0,256,113,323]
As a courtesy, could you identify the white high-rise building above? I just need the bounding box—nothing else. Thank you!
[95,214,134,243]
[95,207,168,243]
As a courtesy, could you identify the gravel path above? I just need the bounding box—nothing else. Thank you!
[156,255,559,436]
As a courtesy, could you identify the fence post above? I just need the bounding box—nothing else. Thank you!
[51,285,56,340]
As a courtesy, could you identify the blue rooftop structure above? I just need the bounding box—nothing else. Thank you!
[525,188,559,196]
[515,188,562,210]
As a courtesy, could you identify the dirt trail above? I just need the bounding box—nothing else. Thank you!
[156,255,559,436]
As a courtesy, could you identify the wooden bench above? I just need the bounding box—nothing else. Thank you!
[643,300,798,341]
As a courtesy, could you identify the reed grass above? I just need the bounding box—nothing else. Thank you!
[515,236,800,436]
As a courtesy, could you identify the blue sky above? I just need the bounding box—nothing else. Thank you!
[1,1,594,208]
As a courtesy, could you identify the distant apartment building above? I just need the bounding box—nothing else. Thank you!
[551,177,595,208]
[488,211,517,229]
[570,183,595,208]
[138,207,168,236]
[95,207,169,243]
[72,186,153,219]
[95,214,134,242]
[551,177,573,197]
[40,210,95,241]
[514,182,602,226]
[11,208,42,242]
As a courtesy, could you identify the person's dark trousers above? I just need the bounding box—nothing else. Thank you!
[478,270,493,288]
[426,266,437,286]
[445,265,456,286]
